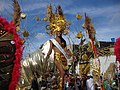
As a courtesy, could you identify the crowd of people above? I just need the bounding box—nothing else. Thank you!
[29,71,119,90]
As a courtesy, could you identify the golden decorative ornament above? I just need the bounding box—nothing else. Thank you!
[63,29,69,35]
[92,68,100,76]
[82,23,85,29]
[84,15,96,39]
[87,47,93,52]
[12,0,21,28]
[21,39,25,44]
[35,17,39,21]
[43,17,47,21]
[76,14,82,20]
[82,53,88,60]
[76,32,83,39]
[46,4,70,35]
[0,29,7,38]
[16,26,20,31]
[67,22,71,25]
[23,30,29,37]
[20,13,26,19]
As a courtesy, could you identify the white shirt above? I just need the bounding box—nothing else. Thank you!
[86,78,95,90]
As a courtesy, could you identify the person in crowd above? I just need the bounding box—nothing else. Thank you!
[86,74,95,90]
[100,84,104,90]
[81,74,87,90]
[104,79,109,90]
[64,73,71,90]
[31,72,39,90]
[107,82,112,90]
[76,75,81,90]
[45,5,72,90]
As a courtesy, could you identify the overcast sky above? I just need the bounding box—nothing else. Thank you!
[0,0,120,57]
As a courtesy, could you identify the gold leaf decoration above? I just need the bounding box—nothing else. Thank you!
[76,14,82,20]
[23,30,29,37]
[76,32,83,39]
[35,17,39,21]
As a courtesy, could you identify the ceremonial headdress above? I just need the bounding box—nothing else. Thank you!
[46,4,70,35]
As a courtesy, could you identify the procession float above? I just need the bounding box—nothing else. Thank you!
[0,0,23,90]
[0,0,118,89]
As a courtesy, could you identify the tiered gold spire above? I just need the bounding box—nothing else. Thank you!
[12,0,21,29]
